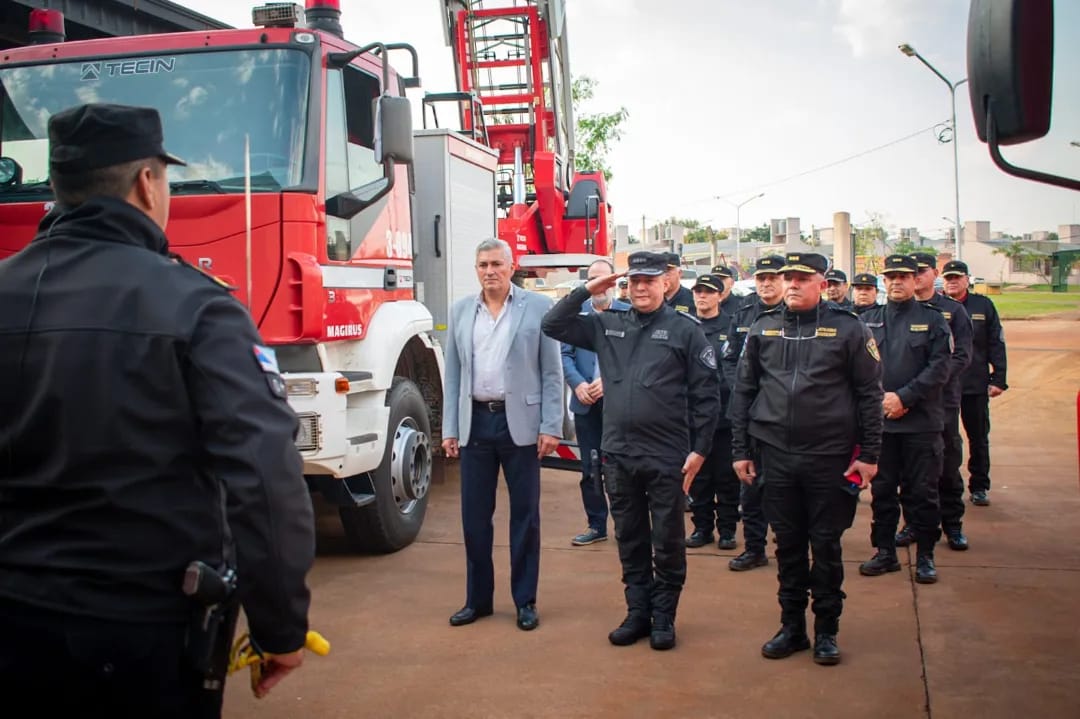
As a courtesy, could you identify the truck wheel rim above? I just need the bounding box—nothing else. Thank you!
[390,418,430,511]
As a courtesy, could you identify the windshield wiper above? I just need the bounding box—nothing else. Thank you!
[169,179,227,195]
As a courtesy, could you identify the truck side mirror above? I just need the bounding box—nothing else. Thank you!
[375,94,413,165]
[966,0,1052,145]
[966,0,1079,191]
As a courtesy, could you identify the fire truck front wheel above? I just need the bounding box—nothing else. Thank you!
[339,377,432,553]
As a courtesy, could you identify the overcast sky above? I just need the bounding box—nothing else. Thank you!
[181,0,1080,240]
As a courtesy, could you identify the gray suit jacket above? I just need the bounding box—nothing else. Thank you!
[442,288,564,447]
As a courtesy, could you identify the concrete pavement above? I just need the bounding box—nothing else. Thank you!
[224,320,1080,718]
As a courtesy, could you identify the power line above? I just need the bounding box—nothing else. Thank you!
[713,119,948,200]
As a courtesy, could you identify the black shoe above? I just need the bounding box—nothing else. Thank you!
[915,555,938,584]
[971,490,991,506]
[761,625,811,659]
[859,549,901,576]
[895,525,915,548]
[608,614,651,646]
[813,634,841,665]
[516,603,539,630]
[685,529,714,548]
[945,528,969,551]
[717,533,738,551]
[449,606,493,626]
[729,550,769,572]
[650,620,676,651]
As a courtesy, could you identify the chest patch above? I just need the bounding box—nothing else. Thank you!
[605,329,626,338]
[651,329,669,341]
[910,324,929,332]
[762,329,781,337]
[971,313,986,321]
[817,327,838,337]
[942,311,952,320]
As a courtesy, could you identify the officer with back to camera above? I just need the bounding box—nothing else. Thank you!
[720,254,786,572]
[543,251,720,652]
[731,252,882,666]
[0,103,314,718]
[851,272,879,314]
[859,255,952,585]
[895,253,973,551]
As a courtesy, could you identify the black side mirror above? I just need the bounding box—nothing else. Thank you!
[966,0,1079,190]
[375,94,413,165]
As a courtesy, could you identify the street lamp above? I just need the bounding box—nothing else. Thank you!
[716,192,765,271]
[899,43,966,261]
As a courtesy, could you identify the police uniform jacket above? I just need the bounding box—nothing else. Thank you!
[922,292,973,410]
[853,302,877,315]
[831,298,855,311]
[730,302,883,464]
[860,298,952,435]
[0,197,314,654]
[954,291,1008,394]
[699,310,734,430]
[720,292,743,316]
[543,285,720,461]
[666,284,696,316]
[720,295,784,394]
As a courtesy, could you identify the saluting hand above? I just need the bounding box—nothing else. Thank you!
[681,452,706,494]
[733,459,757,486]
[584,271,627,295]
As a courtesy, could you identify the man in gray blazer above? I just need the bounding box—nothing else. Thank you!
[441,238,563,632]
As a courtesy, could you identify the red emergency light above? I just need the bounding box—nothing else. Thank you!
[304,0,343,37]
[28,8,65,44]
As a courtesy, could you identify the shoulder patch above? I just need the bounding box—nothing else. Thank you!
[866,337,880,362]
[676,310,701,323]
[699,345,717,370]
[253,345,280,374]
[171,253,237,292]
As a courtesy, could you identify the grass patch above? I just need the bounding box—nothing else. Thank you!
[991,291,1080,319]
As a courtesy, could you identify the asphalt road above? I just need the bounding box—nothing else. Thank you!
[224,320,1080,719]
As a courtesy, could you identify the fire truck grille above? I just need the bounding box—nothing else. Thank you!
[294,412,321,452]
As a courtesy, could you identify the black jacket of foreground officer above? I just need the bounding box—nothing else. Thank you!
[858,255,952,585]
[543,251,720,651]
[730,252,882,666]
[0,104,314,718]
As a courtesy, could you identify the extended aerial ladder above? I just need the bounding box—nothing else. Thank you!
[434,0,611,271]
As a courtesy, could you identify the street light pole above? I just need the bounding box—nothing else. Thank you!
[899,43,966,261]
[717,192,765,273]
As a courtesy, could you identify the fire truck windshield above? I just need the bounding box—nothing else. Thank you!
[0,48,311,199]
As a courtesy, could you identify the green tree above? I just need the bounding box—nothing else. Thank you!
[892,239,937,256]
[740,224,771,244]
[572,76,629,183]
[855,213,889,259]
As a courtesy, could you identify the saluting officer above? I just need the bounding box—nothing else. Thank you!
[730,252,882,666]
[663,251,697,316]
[685,274,740,551]
[720,254,786,572]
[859,255,952,584]
[895,253,973,551]
[824,268,854,310]
[942,260,1008,506]
[0,103,314,716]
[851,272,879,314]
[543,251,720,651]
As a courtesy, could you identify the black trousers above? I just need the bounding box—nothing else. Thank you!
[0,598,223,718]
[573,403,609,532]
[760,444,858,635]
[871,432,944,553]
[901,407,965,532]
[459,407,541,610]
[960,392,992,493]
[603,452,686,621]
[739,442,768,553]
[688,427,740,536]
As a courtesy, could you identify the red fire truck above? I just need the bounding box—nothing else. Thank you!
[0,0,610,552]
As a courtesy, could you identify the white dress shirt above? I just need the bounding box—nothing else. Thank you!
[471,288,514,401]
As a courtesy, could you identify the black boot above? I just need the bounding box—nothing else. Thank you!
[916,554,938,584]
[813,634,841,665]
[729,550,769,571]
[685,529,714,548]
[945,528,969,551]
[761,625,811,659]
[859,549,901,576]
[608,613,651,646]
[650,615,676,651]
[894,525,915,547]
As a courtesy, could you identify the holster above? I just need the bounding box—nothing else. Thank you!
[182,561,240,688]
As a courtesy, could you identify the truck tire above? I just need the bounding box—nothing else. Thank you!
[339,377,432,553]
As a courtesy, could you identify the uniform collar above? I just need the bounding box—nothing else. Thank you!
[32,195,168,255]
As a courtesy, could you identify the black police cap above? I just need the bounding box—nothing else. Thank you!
[710,264,735,280]
[941,260,969,277]
[663,252,681,269]
[780,252,829,275]
[49,103,186,174]
[692,274,723,292]
[824,268,848,283]
[909,252,937,269]
[882,254,918,274]
[754,255,785,275]
[851,272,878,287]
[627,251,667,276]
